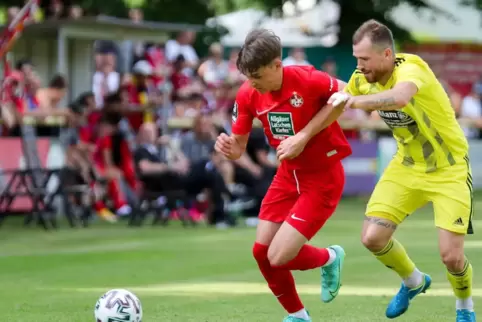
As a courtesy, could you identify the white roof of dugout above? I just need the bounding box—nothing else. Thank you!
[389,0,482,43]
[209,0,341,47]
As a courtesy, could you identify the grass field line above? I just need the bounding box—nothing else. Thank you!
[332,219,482,229]
[65,282,482,297]
[0,241,150,258]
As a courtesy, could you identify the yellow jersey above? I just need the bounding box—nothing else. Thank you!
[345,53,468,173]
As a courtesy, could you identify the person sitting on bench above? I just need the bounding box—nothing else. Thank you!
[134,122,189,207]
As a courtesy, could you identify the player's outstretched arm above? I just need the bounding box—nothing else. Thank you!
[295,71,347,142]
[298,102,345,141]
[349,82,418,111]
[276,102,345,161]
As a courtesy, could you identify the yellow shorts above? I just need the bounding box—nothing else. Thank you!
[366,157,474,234]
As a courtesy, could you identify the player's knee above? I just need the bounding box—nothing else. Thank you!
[252,243,269,263]
[361,231,389,252]
[440,249,465,272]
[267,244,294,267]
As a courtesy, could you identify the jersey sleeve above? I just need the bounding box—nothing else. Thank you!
[395,62,425,91]
[78,127,91,143]
[231,86,254,135]
[309,70,338,99]
[344,71,361,95]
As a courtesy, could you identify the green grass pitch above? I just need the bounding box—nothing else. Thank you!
[0,197,480,321]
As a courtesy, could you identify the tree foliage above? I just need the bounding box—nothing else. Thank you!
[2,0,480,47]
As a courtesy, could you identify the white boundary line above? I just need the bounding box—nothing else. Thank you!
[63,282,482,297]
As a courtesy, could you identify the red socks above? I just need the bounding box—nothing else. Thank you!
[276,244,330,270]
[252,243,304,314]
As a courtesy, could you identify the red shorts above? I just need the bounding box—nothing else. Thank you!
[259,161,345,240]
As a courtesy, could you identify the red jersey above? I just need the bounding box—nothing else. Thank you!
[145,46,167,87]
[94,135,111,166]
[1,71,27,114]
[94,133,132,167]
[232,66,352,170]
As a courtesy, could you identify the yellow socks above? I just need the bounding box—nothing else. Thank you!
[372,239,421,287]
[447,258,474,310]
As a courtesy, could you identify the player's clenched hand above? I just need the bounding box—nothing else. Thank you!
[276,133,308,161]
[328,92,356,109]
[215,133,240,160]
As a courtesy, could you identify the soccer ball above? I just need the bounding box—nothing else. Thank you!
[94,289,143,322]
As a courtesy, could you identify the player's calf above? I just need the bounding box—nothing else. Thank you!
[439,229,475,320]
[267,222,334,269]
[363,215,430,318]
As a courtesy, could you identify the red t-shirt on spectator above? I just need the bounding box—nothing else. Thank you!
[145,46,167,87]
[79,125,97,144]
[1,71,27,114]
[94,135,111,167]
[171,71,191,93]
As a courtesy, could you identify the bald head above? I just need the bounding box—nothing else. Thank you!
[138,122,158,144]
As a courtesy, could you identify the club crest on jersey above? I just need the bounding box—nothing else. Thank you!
[290,92,303,108]
[232,101,238,122]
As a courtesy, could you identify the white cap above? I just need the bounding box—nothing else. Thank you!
[132,60,153,76]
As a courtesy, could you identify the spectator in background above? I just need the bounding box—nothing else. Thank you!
[92,114,125,222]
[77,91,96,117]
[321,56,338,77]
[227,48,245,83]
[282,48,310,66]
[92,49,120,108]
[144,42,170,90]
[173,93,205,118]
[170,55,193,98]
[198,43,229,87]
[179,114,234,227]
[126,60,163,127]
[246,127,278,173]
[68,5,83,19]
[1,62,69,132]
[36,74,68,113]
[165,31,199,76]
[76,91,99,148]
[93,96,137,221]
[460,86,482,139]
[474,74,482,97]
[46,0,64,19]
[134,122,188,198]
[180,113,218,163]
[7,7,20,24]
[15,59,41,111]
[62,100,93,184]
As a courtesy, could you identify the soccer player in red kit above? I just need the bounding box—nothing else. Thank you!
[215,29,351,322]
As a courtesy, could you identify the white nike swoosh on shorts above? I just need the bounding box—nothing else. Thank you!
[291,214,306,222]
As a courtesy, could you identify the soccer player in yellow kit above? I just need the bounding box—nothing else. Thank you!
[329,20,476,322]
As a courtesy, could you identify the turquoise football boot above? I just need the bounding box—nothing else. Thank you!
[456,309,476,322]
[385,274,432,319]
[282,311,311,322]
[321,245,346,303]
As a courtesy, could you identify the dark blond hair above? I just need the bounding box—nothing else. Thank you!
[236,29,281,75]
[353,19,394,50]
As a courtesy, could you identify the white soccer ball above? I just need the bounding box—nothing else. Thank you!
[94,289,143,322]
